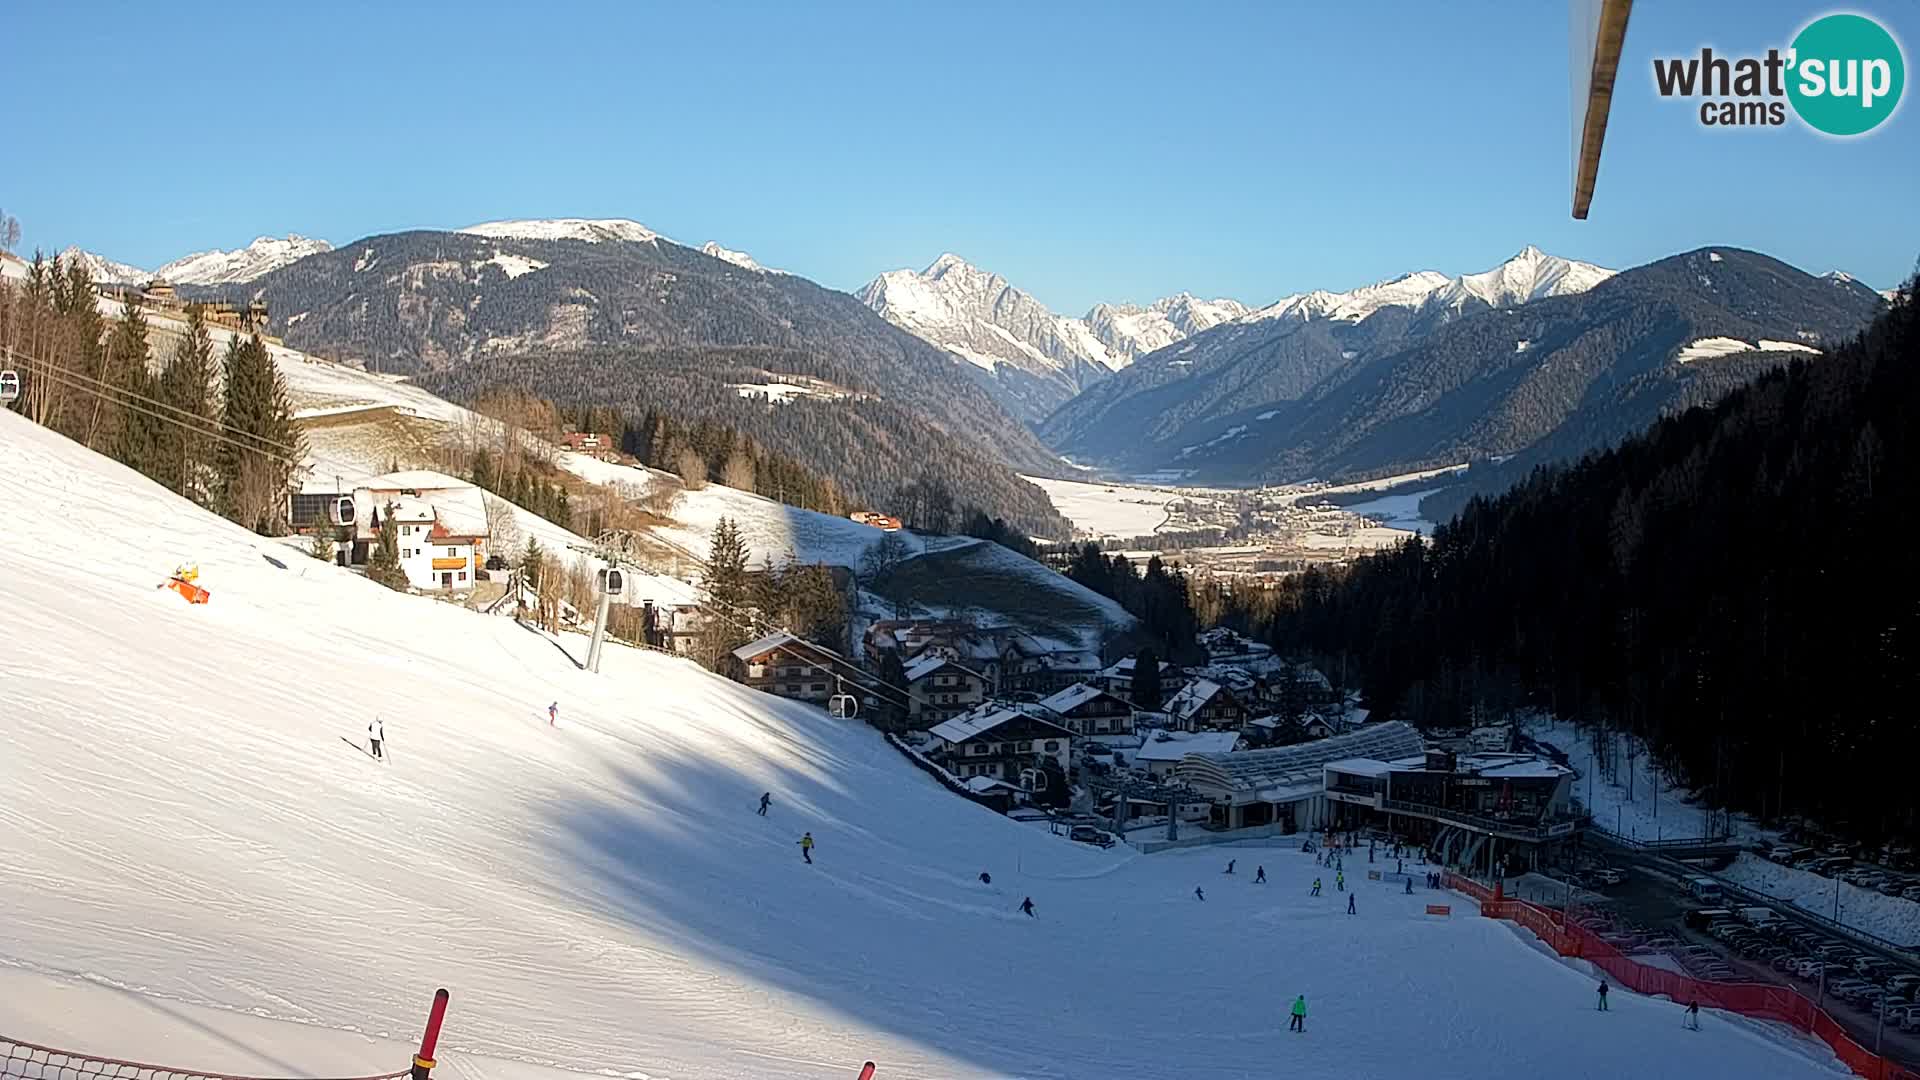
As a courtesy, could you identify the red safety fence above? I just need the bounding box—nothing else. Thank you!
[1446,873,1920,1080]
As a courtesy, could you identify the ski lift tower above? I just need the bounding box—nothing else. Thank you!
[1084,772,1210,843]
[567,529,667,674]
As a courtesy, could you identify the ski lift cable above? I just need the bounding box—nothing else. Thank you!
[628,526,942,711]
[5,345,303,457]
[30,364,305,467]
[31,366,309,469]
[18,345,303,455]
[574,526,931,713]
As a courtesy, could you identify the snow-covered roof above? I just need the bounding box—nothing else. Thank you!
[1038,682,1121,714]
[357,470,474,492]
[1176,722,1425,798]
[962,775,1019,794]
[928,707,1068,746]
[384,497,435,523]
[1133,730,1241,762]
[733,631,800,662]
[904,654,982,684]
[1324,757,1394,778]
[1165,678,1226,721]
[1098,656,1170,678]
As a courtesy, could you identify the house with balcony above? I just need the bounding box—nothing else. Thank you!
[368,497,485,591]
[733,631,847,705]
[1036,683,1135,738]
[1164,678,1250,732]
[904,655,988,725]
[926,706,1072,784]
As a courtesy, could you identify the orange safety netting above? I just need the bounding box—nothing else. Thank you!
[1448,872,1920,1080]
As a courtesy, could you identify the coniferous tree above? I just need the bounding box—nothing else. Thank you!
[155,303,219,503]
[103,296,155,466]
[699,516,754,675]
[366,504,409,590]
[216,334,301,534]
[1133,646,1164,711]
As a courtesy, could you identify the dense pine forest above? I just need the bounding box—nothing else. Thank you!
[1240,274,1918,840]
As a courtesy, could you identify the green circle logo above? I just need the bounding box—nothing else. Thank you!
[1788,13,1905,136]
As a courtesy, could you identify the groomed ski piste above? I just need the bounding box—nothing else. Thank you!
[0,408,1853,1080]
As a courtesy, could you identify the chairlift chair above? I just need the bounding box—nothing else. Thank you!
[597,567,625,598]
[828,675,858,719]
[0,369,19,404]
[329,495,356,527]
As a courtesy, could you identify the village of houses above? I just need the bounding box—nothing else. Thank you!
[276,447,1581,871]
[732,622,1586,869]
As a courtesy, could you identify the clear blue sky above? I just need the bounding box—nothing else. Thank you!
[6,0,1914,312]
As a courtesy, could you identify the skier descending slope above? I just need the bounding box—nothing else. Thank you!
[548,701,558,726]
[1289,995,1307,1032]
[798,832,815,864]
[1195,886,1206,902]
[1019,896,1035,917]
[757,792,772,816]
[368,716,385,762]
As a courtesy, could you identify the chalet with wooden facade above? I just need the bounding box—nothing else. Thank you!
[734,631,844,705]
[1037,683,1135,738]
[1164,678,1250,732]
[927,706,1073,783]
[904,654,989,725]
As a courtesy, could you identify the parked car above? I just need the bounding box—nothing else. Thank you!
[1795,959,1826,979]
[1067,825,1116,848]
[1830,979,1872,1003]
[1902,885,1920,902]
[1880,879,1910,896]
[1592,868,1628,886]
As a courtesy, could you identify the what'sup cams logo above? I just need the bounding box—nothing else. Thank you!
[1653,12,1905,135]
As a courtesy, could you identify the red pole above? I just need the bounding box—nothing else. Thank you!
[413,989,450,1080]
[856,1064,875,1079]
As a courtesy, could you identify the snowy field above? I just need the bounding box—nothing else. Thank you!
[0,410,1857,1080]
[1020,475,1180,538]
[1339,488,1440,536]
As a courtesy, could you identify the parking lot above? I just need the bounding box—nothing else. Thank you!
[1542,856,1920,1068]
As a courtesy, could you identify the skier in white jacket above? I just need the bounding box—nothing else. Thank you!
[368,717,386,761]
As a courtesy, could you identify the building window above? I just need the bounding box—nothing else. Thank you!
[1044,741,1059,752]
[458,571,467,582]
[1017,741,1031,752]
[969,744,987,756]
[810,683,826,692]
[784,684,802,693]
[445,547,457,557]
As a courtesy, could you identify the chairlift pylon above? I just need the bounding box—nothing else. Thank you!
[0,369,20,404]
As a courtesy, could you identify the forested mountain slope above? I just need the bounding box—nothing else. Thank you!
[1251,276,1918,835]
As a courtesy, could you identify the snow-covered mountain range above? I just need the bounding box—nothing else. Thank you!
[55,236,334,286]
[856,247,1614,425]
[854,253,1249,422]
[699,240,784,274]
[158,235,333,284]
[55,246,149,285]
[458,218,664,245]
[1241,246,1614,325]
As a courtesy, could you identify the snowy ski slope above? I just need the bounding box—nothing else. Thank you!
[0,410,1849,1080]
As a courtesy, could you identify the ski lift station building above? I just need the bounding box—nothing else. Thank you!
[1173,721,1425,833]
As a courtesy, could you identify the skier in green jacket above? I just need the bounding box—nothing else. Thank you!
[1288,995,1307,1032]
